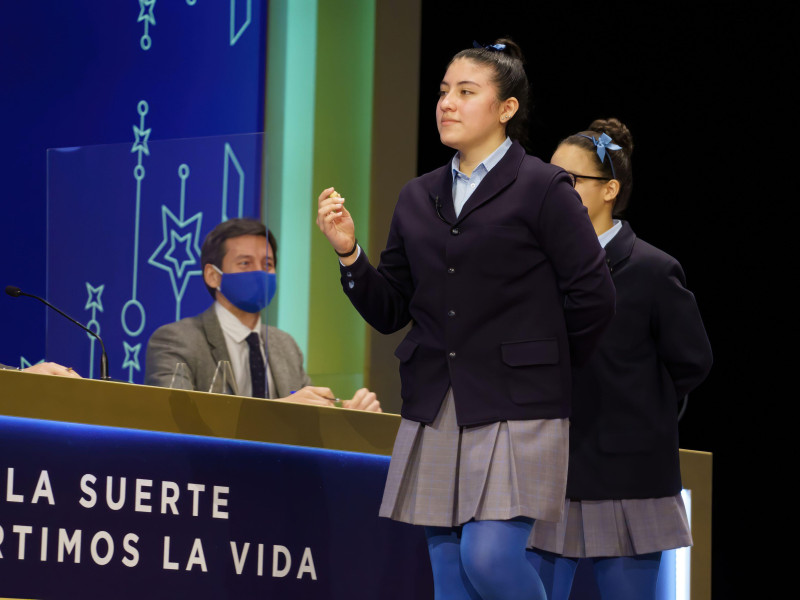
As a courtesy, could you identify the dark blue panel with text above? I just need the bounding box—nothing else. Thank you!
[0,415,432,599]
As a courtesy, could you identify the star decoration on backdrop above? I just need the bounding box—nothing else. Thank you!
[148,206,203,302]
[131,124,151,156]
[122,342,142,372]
[84,283,105,312]
[163,230,197,280]
[137,0,157,26]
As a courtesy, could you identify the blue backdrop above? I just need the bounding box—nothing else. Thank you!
[0,0,266,369]
[46,132,261,382]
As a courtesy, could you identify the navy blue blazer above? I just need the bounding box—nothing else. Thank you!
[340,142,615,426]
[566,221,713,499]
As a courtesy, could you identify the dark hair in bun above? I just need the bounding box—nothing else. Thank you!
[449,38,530,146]
[563,117,634,215]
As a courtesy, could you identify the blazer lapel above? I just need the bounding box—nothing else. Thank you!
[201,306,239,396]
[603,220,636,273]
[454,141,525,223]
[428,164,457,225]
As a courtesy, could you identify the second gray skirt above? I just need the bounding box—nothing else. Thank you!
[379,388,569,527]
[527,494,692,557]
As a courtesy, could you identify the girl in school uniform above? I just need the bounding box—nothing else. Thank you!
[526,118,712,600]
[317,41,615,600]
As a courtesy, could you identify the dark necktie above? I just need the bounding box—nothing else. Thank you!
[245,332,266,398]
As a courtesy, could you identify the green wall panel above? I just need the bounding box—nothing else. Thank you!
[267,0,375,399]
[308,0,375,397]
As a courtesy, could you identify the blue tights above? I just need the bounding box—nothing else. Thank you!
[425,518,546,600]
[526,549,662,600]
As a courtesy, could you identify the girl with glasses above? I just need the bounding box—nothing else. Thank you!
[526,118,713,600]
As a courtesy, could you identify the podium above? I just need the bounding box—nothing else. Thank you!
[0,370,430,599]
[0,370,711,599]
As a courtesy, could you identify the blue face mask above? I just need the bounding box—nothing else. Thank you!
[213,266,277,313]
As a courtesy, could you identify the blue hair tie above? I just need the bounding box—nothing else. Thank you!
[472,40,506,52]
[578,133,621,179]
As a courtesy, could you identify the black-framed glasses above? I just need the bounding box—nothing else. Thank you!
[563,172,610,188]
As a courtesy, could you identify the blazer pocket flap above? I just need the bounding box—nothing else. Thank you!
[598,431,657,454]
[501,339,559,366]
[394,337,419,363]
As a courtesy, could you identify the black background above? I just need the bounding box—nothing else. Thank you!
[417,2,779,596]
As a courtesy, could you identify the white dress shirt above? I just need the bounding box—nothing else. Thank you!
[214,302,276,398]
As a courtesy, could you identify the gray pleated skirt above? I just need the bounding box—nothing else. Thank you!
[527,494,692,557]
[379,388,569,527]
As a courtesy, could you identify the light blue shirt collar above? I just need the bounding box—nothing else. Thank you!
[450,137,513,181]
[450,137,512,217]
[598,220,623,248]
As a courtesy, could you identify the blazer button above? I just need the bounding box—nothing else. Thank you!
[447,267,455,274]
[451,227,460,235]
[448,351,456,358]
[447,310,456,317]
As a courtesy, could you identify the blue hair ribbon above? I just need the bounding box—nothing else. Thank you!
[578,133,621,179]
[472,40,506,51]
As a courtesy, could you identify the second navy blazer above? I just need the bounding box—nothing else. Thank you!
[340,141,616,426]
[567,221,713,499]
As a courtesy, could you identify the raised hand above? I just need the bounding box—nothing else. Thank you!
[316,187,357,261]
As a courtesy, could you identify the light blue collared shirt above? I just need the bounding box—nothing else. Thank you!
[451,137,513,218]
[597,220,623,248]
[342,138,513,266]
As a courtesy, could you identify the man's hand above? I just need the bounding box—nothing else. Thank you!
[343,387,382,412]
[23,362,82,378]
[281,386,336,407]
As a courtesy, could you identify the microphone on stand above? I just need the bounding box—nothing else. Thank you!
[5,285,110,380]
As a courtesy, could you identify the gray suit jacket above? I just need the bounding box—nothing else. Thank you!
[144,305,312,397]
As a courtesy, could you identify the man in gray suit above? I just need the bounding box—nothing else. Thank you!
[145,218,380,411]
